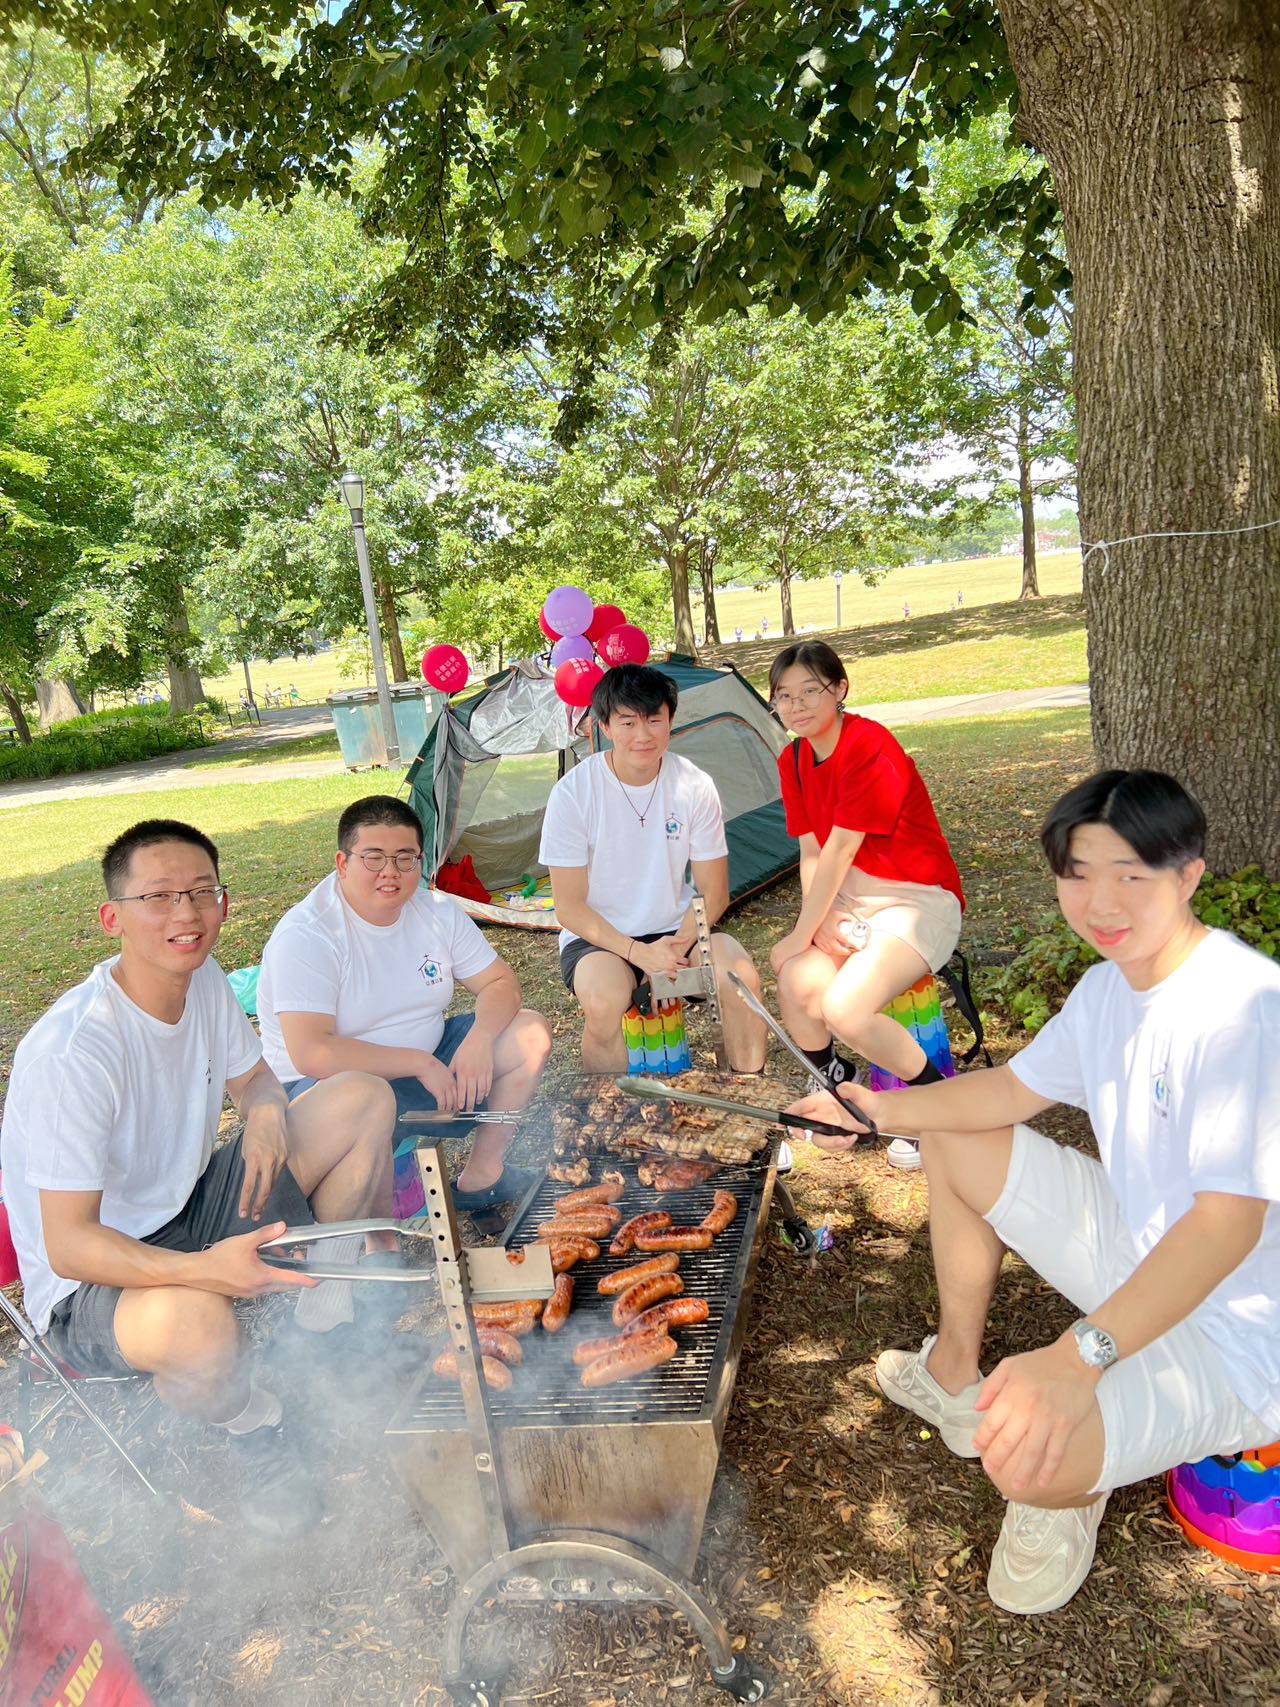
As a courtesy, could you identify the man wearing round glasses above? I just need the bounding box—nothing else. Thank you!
[0,817,399,1542]
[258,795,551,1211]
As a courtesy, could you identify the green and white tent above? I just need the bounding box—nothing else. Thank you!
[405,654,798,930]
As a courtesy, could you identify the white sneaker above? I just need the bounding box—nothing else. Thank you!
[987,1495,1109,1615]
[776,1139,794,1175]
[886,1137,922,1170]
[873,1335,983,1457]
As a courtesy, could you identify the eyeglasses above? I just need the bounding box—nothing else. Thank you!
[771,683,840,713]
[110,885,229,916]
[354,850,422,873]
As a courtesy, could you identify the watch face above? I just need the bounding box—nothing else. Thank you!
[1075,1323,1117,1367]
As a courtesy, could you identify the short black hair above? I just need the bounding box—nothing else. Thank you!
[591,663,678,723]
[337,795,424,855]
[768,640,848,700]
[102,819,220,897]
[1041,769,1207,876]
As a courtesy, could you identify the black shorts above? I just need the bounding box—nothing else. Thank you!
[559,931,676,994]
[44,1138,312,1378]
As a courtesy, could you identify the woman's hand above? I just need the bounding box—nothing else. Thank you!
[769,929,813,975]
[812,911,858,959]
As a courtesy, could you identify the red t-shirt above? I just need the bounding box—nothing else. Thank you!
[778,714,965,908]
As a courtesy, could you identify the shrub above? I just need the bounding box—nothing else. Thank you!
[989,867,1280,1033]
[0,713,213,783]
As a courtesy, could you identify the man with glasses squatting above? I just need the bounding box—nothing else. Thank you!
[0,818,401,1541]
[258,795,552,1217]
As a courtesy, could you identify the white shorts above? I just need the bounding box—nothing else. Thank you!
[986,1125,1273,1494]
[831,867,962,974]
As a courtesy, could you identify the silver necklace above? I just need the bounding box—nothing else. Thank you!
[608,754,663,828]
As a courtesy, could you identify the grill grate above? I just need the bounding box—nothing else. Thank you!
[402,1156,772,1426]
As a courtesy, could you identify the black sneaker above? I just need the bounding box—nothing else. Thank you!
[452,1164,540,1212]
[232,1423,322,1541]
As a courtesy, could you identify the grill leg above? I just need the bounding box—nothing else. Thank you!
[442,1529,769,1695]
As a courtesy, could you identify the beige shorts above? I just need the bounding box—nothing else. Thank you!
[829,866,962,974]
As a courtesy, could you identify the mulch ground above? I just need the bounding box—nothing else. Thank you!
[5,725,1278,1705]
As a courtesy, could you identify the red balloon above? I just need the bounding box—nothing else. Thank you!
[538,609,561,643]
[422,644,469,693]
[554,658,604,708]
[585,603,627,645]
[598,623,651,667]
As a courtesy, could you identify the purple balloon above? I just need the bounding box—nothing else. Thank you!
[543,584,594,638]
[550,633,594,668]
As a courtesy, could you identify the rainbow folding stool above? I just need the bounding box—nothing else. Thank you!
[622,998,693,1077]
[868,974,957,1093]
[1167,1444,1280,1572]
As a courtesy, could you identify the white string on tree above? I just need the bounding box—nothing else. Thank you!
[1082,513,1280,574]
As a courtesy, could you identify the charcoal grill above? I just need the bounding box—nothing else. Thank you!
[386,1141,779,1703]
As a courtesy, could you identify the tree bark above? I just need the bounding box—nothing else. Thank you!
[1018,404,1041,598]
[999,0,1280,875]
[376,570,409,681]
[0,681,32,743]
[779,538,796,635]
[697,541,721,643]
[36,677,86,729]
[162,596,206,712]
[667,542,699,656]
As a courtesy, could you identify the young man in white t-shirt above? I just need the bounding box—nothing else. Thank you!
[539,664,766,1073]
[258,795,552,1211]
[0,819,399,1541]
[790,770,1280,1615]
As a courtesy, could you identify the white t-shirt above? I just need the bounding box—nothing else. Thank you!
[0,958,262,1333]
[1010,928,1280,1432]
[257,872,498,1081]
[538,751,729,950]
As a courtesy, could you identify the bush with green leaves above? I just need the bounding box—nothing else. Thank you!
[989,868,1280,1033]
[0,713,212,783]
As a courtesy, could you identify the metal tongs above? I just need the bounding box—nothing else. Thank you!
[616,1076,900,1145]
[398,1110,522,1126]
[258,1218,437,1282]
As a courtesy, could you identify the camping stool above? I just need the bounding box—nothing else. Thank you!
[622,997,693,1077]
[0,1174,160,1497]
[1167,1444,1280,1573]
[868,974,957,1092]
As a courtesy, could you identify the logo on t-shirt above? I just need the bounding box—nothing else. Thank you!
[1153,1070,1170,1119]
[419,956,444,987]
[665,815,681,839]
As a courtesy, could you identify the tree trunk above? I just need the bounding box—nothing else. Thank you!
[779,543,796,635]
[698,546,722,644]
[36,677,86,729]
[1017,403,1041,598]
[999,0,1280,875]
[0,681,32,744]
[668,543,699,656]
[376,570,409,681]
[162,596,206,712]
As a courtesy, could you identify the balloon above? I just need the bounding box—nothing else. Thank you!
[554,658,604,708]
[422,644,469,694]
[585,603,627,645]
[550,634,594,668]
[598,623,651,667]
[543,584,594,638]
[538,609,561,643]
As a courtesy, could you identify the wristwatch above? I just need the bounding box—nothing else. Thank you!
[1070,1319,1119,1371]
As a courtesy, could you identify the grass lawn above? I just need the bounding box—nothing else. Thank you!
[183,730,343,769]
[4,700,1272,1706]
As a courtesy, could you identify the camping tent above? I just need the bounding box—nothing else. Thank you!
[405,654,798,929]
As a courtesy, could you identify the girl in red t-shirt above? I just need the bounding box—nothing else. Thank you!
[769,642,964,1145]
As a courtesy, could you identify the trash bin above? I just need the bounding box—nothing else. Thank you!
[327,683,448,770]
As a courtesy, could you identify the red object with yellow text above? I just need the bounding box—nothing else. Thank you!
[0,1494,152,1706]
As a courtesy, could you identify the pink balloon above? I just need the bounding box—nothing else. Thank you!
[422,644,469,693]
[543,584,594,638]
[598,623,651,667]
[538,609,561,643]
[585,603,627,645]
[550,633,594,668]
[554,658,604,708]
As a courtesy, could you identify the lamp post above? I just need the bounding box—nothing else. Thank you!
[339,471,399,765]
[833,569,844,629]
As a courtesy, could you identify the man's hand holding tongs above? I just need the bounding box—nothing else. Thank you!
[786,1082,885,1153]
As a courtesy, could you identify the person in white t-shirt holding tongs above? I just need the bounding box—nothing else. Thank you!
[258,795,552,1214]
[540,663,767,1074]
[789,769,1280,1617]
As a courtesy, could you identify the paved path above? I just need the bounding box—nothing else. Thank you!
[0,683,1088,811]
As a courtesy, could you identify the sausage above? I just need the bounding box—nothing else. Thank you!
[473,1300,543,1331]
[476,1325,525,1365]
[573,1324,672,1367]
[557,1179,625,1209]
[433,1349,514,1390]
[612,1272,685,1326]
[634,1227,714,1253]
[597,1254,680,1296]
[536,1210,616,1240]
[558,1202,623,1229]
[547,1237,600,1273]
[541,1273,575,1333]
[581,1331,678,1388]
[622,1297,710,1337]
[700,1190,738,1235]
[609,1210,673,1257]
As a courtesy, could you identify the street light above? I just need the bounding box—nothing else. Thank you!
[833,569,844,629]
[339,471,400,765]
